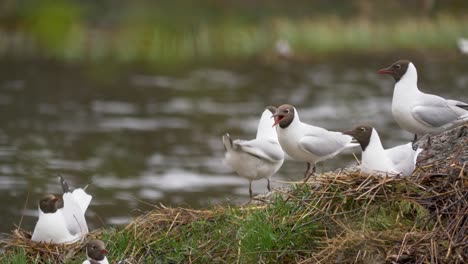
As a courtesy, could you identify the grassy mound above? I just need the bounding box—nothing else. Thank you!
[1,170,466,263]
[1,125,467,263]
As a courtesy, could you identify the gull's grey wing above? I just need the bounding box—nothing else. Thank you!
[385,143,412,165]
[411,94,463,128]
[234,139,284,162]
[298,132,351,158]
[412,105,460,127]
[385,143,422,176]
[447,99,468,111]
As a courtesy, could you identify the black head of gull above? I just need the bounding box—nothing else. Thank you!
[86,239,109,262]
[272,104,295,129]
[343,125,373,151]
[39,194,59,214]
[378,60,411,82]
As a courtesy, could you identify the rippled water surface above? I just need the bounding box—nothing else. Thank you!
[1,56,467,236]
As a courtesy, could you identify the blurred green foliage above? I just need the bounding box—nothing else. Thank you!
[0,0,467,65]
[23,0,82,50]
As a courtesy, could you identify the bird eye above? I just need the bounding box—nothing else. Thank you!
[285,109,290,113]
[359,127,366,132]
[394,64,401,69]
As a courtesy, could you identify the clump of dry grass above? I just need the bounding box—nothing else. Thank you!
[126,205,222,234]
[1,229,104,263]
[296,169,467,263]
[1,126,466,263]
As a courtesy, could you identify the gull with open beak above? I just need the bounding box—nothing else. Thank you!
[272,104,357,180]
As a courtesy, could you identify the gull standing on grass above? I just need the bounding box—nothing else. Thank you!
[83,239,109,264]
[222,106,284,201]
[272,104,358,180]
[343,125,423,176]
[378,60,468,142]
[31,177,92,243]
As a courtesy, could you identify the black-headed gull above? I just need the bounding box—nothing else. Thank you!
[83,239,109,264]
[31,194,81,244]
[344,125,423,176]
[378,60,468,141]
[223,106,284,201]
[31,177,92,244]
[272,104,357,179]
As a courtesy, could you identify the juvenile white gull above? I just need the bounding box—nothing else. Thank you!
[223,106,284,201]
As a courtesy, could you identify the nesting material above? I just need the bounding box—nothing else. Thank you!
[2,229,103,263]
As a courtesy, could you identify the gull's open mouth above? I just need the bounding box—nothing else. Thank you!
[272,114,285,127]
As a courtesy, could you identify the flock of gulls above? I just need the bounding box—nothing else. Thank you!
[29,60,468,263]
[224,60,468,200]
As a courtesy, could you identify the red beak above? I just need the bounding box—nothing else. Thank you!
[342,130,354,136]
[102,249,109,255]
[377,66,394,75]
[272,119,280,127]
[271,113,282,127]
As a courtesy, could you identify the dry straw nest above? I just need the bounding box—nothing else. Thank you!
[2,229,104,263]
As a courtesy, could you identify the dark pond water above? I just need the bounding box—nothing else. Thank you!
[0,55,467,237]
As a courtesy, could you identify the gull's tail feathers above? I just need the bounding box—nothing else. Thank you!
[222,133,233,151]
[59,175,70,193]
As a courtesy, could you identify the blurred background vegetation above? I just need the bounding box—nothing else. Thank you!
[0,0,467,66]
